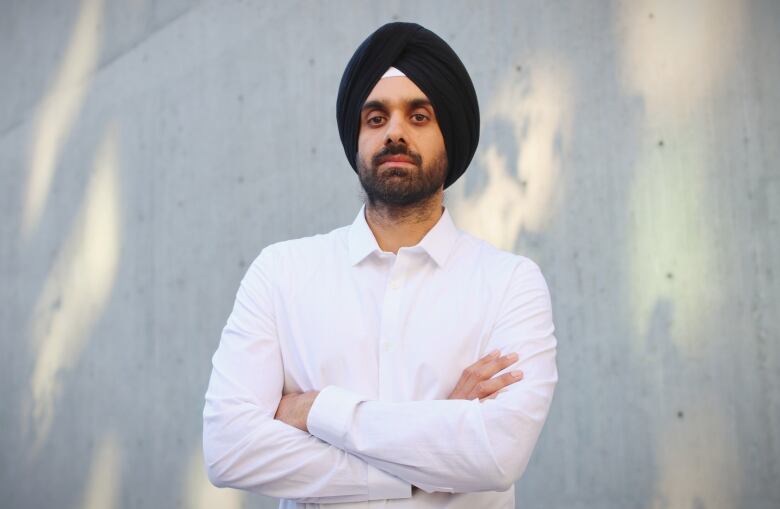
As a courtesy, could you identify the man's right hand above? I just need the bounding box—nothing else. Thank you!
[447,350,523,401]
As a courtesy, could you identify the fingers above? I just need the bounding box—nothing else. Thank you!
[448,350,523,400]
[476,348,501,366]
[474,370,524,399]
[476,352,519,380]
[479,388,505,402]
[464,351,518,382]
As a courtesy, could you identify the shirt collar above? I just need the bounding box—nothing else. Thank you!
[347,204,460,268]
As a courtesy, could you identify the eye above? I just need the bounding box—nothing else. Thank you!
[366,115,385,126]
[412,113,429,122]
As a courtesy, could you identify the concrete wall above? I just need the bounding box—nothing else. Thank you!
[2,1,778,508]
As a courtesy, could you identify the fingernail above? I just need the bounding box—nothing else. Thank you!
[511,370,523,379]
[489,349,500,357]
[507,353,519,362]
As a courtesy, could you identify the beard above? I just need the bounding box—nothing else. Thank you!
[357,142,448,207]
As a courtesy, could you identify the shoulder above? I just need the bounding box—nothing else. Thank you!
[457,230,546,282]
[452,232,553,321]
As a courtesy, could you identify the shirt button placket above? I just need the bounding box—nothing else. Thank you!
[377,256,405,401]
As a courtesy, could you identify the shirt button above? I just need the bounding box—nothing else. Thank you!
[389,279,401,290]
[381,341,395,352]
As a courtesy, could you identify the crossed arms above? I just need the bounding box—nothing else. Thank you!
[202,251,558,503]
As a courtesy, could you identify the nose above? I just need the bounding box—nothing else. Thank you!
[383,114,407,145]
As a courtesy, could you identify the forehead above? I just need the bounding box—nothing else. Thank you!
[364,76,430,105]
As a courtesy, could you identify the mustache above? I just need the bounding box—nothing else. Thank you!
[371,143,423,167]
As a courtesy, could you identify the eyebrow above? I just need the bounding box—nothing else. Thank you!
[361,97,433,113]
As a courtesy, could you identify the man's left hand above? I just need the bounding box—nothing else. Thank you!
[274,391,320,432]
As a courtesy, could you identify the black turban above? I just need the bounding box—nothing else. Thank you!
[336,22,480,189]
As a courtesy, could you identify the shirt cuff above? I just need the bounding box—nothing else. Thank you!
[367,463,413,500]
[307,385,364,451]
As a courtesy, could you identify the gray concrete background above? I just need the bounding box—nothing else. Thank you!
[1,1,778,508]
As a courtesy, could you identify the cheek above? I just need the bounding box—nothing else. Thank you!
[357,133,380,161]
[421,133,446,160]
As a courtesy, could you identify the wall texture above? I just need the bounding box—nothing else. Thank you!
[1,1,778,508]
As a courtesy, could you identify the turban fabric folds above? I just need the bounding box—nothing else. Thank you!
[336,22,480,189]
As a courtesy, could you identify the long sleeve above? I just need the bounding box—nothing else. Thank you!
[306,259,558,494]
[202,248,412,503]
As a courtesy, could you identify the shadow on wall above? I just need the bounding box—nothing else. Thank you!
[619,0,748,506]
[14,0,249,505]
[25,123,121,456]
[449,51,570,252]
[20,0,112,455]
[21,0,104,240]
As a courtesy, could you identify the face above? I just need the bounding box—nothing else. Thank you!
[356,76,448,207]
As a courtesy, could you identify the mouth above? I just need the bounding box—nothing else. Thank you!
[378,156,417,167]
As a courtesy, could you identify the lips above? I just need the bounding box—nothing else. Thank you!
[379,155,416,165]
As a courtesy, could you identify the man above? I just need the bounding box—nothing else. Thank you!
[203,22,558,508]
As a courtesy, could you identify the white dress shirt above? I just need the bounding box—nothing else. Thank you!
[203,205,558,508]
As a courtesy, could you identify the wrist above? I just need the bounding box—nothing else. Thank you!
[301,390,320,432]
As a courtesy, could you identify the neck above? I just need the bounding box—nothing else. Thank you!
[364,192,444,254]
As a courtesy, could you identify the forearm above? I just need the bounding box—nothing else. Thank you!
[307,368,555,494]
[308,390,504,493]
[203,389,411,502]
